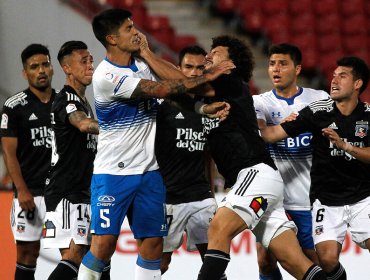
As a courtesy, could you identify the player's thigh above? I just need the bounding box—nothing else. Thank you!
[311,199,347,247]
[186,198,217,251]
[348,196,370,249]
[43,199,91,249]
[130,171,167,239]
[287,209,315,249]
[11,196,45,242]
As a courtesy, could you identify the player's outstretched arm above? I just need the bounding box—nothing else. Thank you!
[257,120,289,143]
[69,111,99,135]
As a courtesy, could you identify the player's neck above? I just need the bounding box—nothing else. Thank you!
[66,80,86,101]
[275,85,299,98]
[335,97,359,116]
[29,86,52,103]
[106,49,132,66]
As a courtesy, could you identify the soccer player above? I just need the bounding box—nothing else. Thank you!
[252,43,328,280]
[259,56,370,279]
[0,44,56,280]
[183,35,325,280]
[43,41,100,280]
[78,9,234,280]
[156,45,225,279]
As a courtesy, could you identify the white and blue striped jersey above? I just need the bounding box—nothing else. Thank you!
[92,57,159,175]
[253,87,329,210]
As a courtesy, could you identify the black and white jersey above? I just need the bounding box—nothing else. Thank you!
[205,74,276,187]
[45,85,97,211]
[0,88,56,197]
[155,97,213,204]
[281,99,370,206]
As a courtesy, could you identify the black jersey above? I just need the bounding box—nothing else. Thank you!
[45,85,97,211]
[281,99,370,206]
[155,97,213,204]
[205,74,276,187]
[0,88,56,197]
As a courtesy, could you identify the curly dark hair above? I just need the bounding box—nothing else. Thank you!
[211,35,255,82]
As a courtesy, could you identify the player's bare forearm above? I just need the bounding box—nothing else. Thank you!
[69,111,99,134]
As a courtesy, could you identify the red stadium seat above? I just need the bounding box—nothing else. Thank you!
[319,50,344,87]
[340,0,365,17]
[318,33,343,53]
[238,0,263,34]
[268,31,290,44]
[150,28,175,47]
[291,33,317,52]
[262,0,289,15]
[343,35,367,53]
[316,13,340,35]
[342,15,367,35]
[107,0,144,9]
[301,48,319,72]
[314,0,339,15]
[263,14,290,42]
[170,35,198,53]
[290,13,316,35]
[144,15,171,32]
[289,0,313,14]
[216,0,240,14]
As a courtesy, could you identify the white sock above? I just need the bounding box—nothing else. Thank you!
[78,263,102,280]
[135,264,161,280]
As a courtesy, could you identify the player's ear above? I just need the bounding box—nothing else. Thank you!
[354,79,363,92]
[296,64,302,76]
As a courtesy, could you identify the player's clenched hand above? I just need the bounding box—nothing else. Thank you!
[322,128,345,150]
[18,188,36,211]
[204,101,231,121]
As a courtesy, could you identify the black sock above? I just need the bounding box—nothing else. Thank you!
[198,249,230,280]
[326,263,347,280]
[101,261,111,280]
[15,263,36,280]
[303,264,327,280]
[48,260,78,280]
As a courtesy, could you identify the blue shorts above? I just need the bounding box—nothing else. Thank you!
[286,210,314,249]
[90,171,168,239]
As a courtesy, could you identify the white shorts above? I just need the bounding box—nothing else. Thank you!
[43,199,91,249]
[10,196,46,242]
[312,197,370,249]
[163,198,217,252]
[218,163,296,248]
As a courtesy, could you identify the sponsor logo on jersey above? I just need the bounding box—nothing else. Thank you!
[66,103,77,114]
[16,224,25,233]
[249,196,268,218]
[29,113,38,121]
[355,121,368,138]
[328,122,338,129]
[97,195,116,207]
[175,112,185,119]
[43,220,56,238]
[105,72,114,80]
[271,111,282,118]
[77,227,87,237]
[1,113,8,129]
[329,139,364,161]
[202,117,219,135]
[176,128,206,152]
[365,104,370,112]
[30,126,52,148]
[315,225,323,235]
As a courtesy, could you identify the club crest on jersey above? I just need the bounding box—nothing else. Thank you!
[315,225,324,235]
[355,121,368,138]
[43,220,56,238]
[77,227,87,237]
[16,224,25,233]
[249,196,268,218]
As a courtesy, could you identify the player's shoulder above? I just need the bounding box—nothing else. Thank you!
[301,87,329,99]
[252,90,274,101]
[3,89,31,109]
[307,98,334,113]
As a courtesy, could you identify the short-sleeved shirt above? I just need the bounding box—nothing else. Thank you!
[45,85,97,211]
[253,87,329,210]
[155,97,213,204]
[92,57,158,175]
[281,99,370,206]
[0,88,56,197]
[205,74,276,186]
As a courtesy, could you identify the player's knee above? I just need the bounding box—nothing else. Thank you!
[16,242,40,264]
[317,254,339,272]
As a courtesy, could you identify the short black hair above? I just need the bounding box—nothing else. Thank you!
[268,43,302,66]
[92,8,132,48]
[21,44,50,66]
[57,41,88,64]
[178,45,207,65]
[337,56,370,94]
[211,35,255,82]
